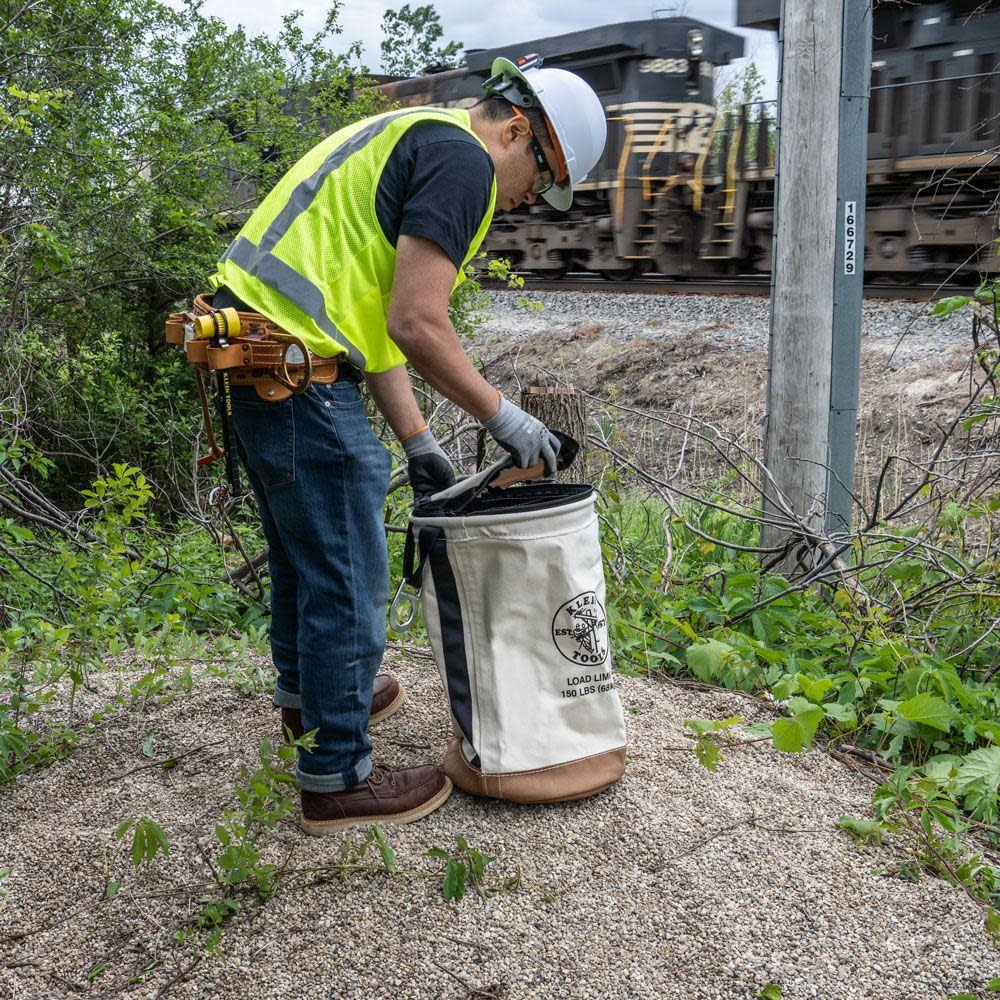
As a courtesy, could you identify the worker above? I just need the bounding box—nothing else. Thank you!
[208,55,607,835]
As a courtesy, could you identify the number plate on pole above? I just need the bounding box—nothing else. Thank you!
[843,200,857,275]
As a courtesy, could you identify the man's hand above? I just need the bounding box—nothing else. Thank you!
[403,428,455,498]
[483,396,561,474]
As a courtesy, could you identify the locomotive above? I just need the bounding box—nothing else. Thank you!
[378,5,1000,281]
[378,17,746,279]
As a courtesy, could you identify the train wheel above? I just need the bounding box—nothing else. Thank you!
[600,265,636,281]
[533,263,571,280]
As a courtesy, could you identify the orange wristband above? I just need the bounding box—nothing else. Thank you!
[399,424,429,443]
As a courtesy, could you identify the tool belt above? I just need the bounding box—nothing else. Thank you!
[164,292,356,496]
[164,292,342,402]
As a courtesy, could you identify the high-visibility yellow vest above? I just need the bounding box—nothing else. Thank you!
[209,107,497,372]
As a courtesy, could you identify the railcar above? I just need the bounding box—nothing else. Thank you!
[377,18,746,279]
[379,4,1000,281]
[735,0,1000,280]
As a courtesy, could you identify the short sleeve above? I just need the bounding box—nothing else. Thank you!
[397,138,494,270]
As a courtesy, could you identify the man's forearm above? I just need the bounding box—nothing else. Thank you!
[389,317,499,423]
[386,234,502,423]
[363,365,427,441]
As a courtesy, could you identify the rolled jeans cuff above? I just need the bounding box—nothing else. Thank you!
[272,686,301,710]
[296,754,372,793]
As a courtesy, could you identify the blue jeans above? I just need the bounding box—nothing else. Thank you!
[231,377,392,792]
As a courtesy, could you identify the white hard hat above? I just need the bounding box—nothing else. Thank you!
[483,54,607,211]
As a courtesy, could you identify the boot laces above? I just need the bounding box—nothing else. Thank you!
[365,764,398,799]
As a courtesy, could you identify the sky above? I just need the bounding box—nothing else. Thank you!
[171,0,780,98]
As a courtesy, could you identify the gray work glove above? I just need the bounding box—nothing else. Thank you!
[403,428,455,498]
[483,396,561,474]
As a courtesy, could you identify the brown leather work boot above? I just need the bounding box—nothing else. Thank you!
[280,673,405,742]
[300,764,452,835]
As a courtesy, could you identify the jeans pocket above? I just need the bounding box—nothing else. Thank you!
[313,378,364,409]
[231,399,295,489]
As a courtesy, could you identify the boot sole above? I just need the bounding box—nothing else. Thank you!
[300,776,453,836]
[369,679,406,726]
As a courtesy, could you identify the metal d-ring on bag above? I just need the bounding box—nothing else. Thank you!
[391,433,627,804]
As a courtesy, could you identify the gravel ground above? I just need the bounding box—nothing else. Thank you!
[477,289,972,366]
[0,654,995,1000]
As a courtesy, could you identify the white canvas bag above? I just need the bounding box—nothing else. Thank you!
[395,459,627,803]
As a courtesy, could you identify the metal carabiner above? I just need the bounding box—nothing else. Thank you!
[389,578,421,633]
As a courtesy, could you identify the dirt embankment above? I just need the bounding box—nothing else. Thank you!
[475,306,978,499]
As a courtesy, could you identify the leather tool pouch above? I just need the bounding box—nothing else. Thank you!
[164,293,342,402]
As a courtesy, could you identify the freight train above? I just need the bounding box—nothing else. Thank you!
[377,5,1000,282]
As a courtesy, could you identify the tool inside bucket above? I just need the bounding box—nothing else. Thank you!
[413,430,590,517]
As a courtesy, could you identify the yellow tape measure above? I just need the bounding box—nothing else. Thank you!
[193,307,241,340]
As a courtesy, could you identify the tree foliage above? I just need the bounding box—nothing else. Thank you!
[379,3,464,77]
[715,58,767,116]
[1,0,383,495]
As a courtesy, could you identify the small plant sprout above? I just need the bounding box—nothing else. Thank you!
[683,716,745,771]
[115,816,170,866]
[0,867,10,911]
[425,835,498,903]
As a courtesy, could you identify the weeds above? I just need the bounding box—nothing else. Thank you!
[449,255,542,341]
[608,488,1000,934]
[426,835,502,903]
[0,451,270,785]
[210,733,312,899]
[682,716,757,771]
[0,661,199,786]
[174,734,527,950]
[837,764,1000,942]
[115,816,171,867]
[580,292,1000,937]
[159,735,527,953]
[949,982,1000,1000]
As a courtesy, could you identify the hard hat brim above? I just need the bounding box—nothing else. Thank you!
[490,56,534,97]
[490,57,575,211]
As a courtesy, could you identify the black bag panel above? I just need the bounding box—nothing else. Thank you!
[414,481,593,519]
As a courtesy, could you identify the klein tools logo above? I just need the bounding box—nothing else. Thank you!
[551,591,609,665]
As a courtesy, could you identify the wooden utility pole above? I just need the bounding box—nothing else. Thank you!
[763,0,873,570]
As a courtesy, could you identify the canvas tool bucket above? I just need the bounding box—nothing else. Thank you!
[394,451,627,803]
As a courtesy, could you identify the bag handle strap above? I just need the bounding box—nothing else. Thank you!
[423,429,582,506]
[402,524,443,588]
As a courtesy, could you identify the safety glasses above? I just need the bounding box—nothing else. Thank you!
[512,107,565,196]
[528,132,556,195]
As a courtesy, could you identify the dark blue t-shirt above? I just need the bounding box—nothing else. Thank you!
[215,119,494,315]
[374,119,494,269]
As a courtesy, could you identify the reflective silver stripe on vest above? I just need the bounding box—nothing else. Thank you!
[258,108,430,254]
[226,236,366,369]
[226,107,464,370]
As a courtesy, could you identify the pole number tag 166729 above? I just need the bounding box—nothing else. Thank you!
[844,201,857,276]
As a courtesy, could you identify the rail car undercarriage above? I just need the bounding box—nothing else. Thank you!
[486,157,1000,283]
